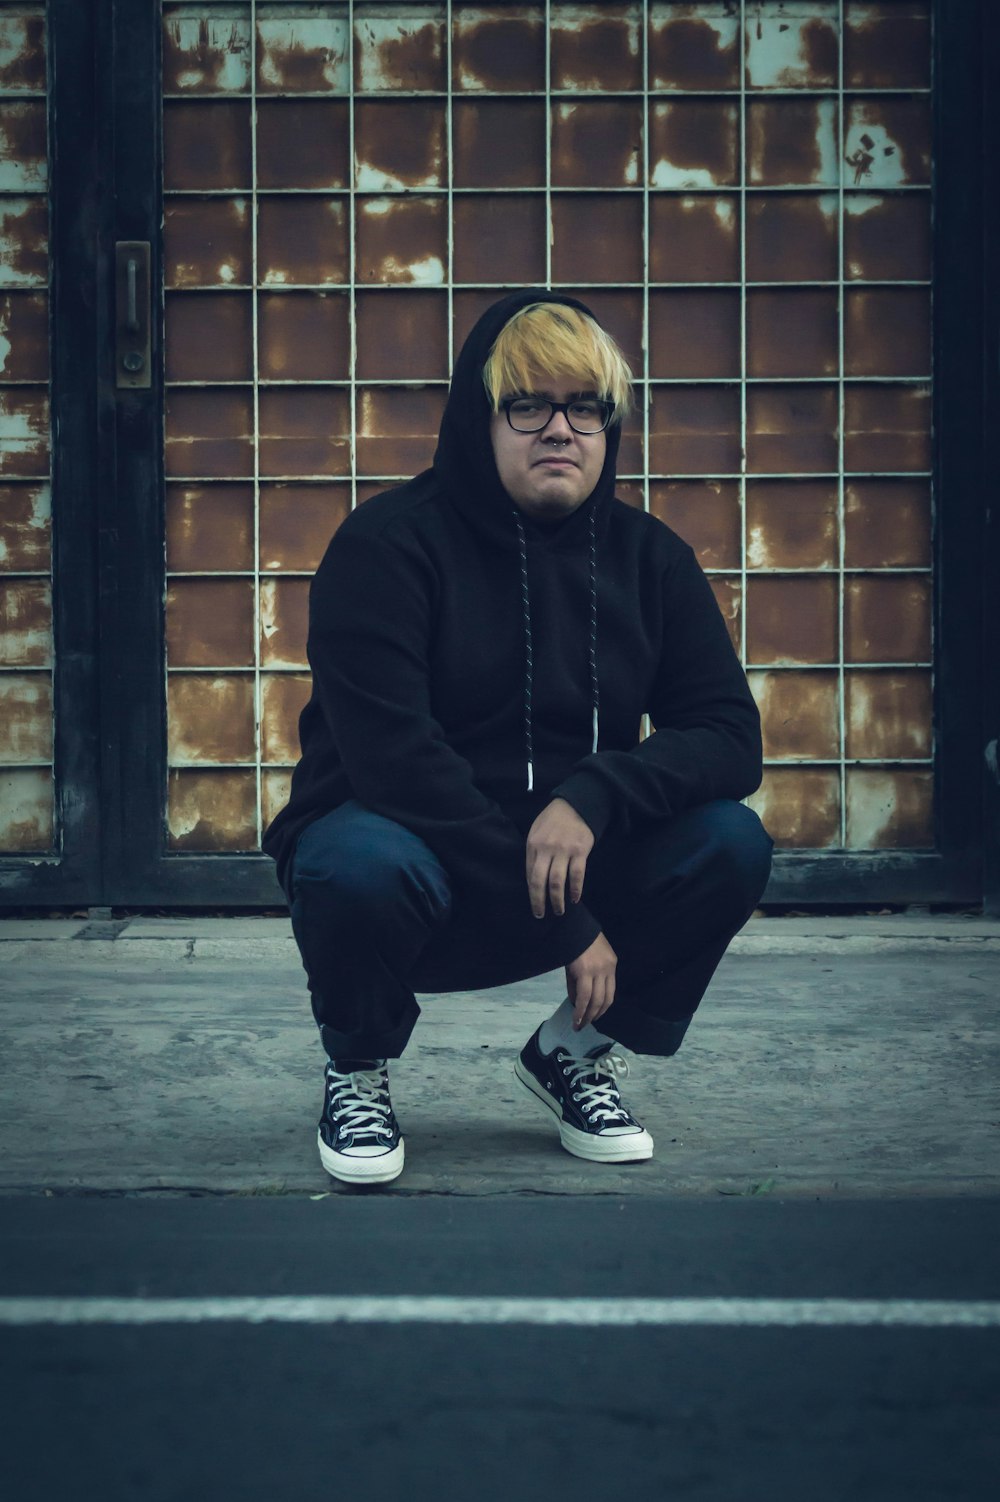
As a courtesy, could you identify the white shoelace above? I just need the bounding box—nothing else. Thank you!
[563,1052,634,1126]
[327,1067,393,1138]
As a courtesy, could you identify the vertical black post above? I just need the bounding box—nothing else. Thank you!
[982,0,1000,915]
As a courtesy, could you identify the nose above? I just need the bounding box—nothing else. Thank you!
[542,406,574,440]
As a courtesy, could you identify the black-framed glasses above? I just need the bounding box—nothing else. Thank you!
[501,396,614,435]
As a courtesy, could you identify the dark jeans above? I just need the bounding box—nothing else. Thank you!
[287,798,773,1063]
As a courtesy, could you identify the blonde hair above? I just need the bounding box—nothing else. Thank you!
[483,302,633,424]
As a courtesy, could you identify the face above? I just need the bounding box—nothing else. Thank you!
[490,377,608,522]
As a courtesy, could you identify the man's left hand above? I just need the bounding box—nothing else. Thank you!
[525,798,595,918]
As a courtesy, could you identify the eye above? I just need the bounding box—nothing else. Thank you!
[569,400,601,419]
[510,397,544,415]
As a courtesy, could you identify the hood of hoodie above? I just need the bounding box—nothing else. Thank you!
[432,289,622,554]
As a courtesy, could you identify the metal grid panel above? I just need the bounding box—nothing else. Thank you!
[160,0,934,855]
[0,1,53,854]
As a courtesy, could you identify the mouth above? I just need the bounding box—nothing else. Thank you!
[533,456,577,469]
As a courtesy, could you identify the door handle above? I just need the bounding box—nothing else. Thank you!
[116,241,151,389]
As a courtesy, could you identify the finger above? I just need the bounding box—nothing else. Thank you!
[581,978,607,1029]
[526,852,549,919]
[548,855,570,916]
[572,976,593,1029]
[567,852,587,905]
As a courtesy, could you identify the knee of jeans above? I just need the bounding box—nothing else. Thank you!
[293,841,452,925]
[700,800,774,906]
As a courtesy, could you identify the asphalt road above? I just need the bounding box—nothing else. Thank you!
[2,1195,999,1501]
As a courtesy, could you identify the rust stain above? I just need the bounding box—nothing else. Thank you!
[167,768,257,851]
[354,14,445,93]
[453,6,545,92]
[356,386,447,477]
[161,14,250,93]
[844,193,931,282]
[748,98,838,186]
[844,479,931,570]
[747,288,839,378]
[746,480,838,570]
[0,291,47,381]
[649,289,740,379]
[845,670,932,760]
[749,668,840,760]
[844,3,931,90]
[0,766,53,851]
[454,194,546,284]
[708,576,742,653]
[745,10,837,89]
[165,578,255,668]
[0,14,46,92]
[745,193,838,282]
[651,99,739,186]
[257,100,350,190]
[0,388,50,476]
[261,673,311,764]
[0,196,48,286]
[0,480,50,572]
[0,101,46,191]
[845,768,933,849]
[0,672,52,763]
[262,767,293,827]
[845,98,931,187]
[259,484,350,572]
[354,100,445,191]
[258,198,348,287]
[0,578,51,666]
[551,194,643,283]
[843,384,931,472]
[167,674,255,764]
[650,385,741,475]
[845,288,931,379]
[649,480,741,570]
[747,767,840,848]
[355,196,446,285]
[550,4,641,91]
[256,16,349,93]
[258,290,350,382]
[552,100,641,187]
[453,98,545,188]
[258,387,350,479]
[163,100,252,191]
[746,575,838,665]
[649,194,739,282]
[164,292,252,383]
[164,197,251,289]
[844,574,931,663]
[356,289,448,380]
[164,388,254,479]
[165,483,254,575]
[649,11,740,91]
[259,577,310,668]
[746,384,838,474]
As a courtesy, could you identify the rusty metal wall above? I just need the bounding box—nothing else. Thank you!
[0,2,52,854]
[160,0,933,855]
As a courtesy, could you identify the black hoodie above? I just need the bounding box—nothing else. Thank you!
[262,290,762,971]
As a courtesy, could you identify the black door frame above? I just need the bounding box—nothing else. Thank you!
[1,0,996,910]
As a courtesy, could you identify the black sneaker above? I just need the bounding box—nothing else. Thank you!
[318,1059,404,1184]
[514,1026,654,1163]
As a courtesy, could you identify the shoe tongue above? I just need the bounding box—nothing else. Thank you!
[585,1041,613,1061]
[331,1058,382,1073]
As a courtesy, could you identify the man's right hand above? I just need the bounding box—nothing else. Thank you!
[565,930,618,1031]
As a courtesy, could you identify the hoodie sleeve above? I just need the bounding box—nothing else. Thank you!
[307,516,603,959]
[552,541,763,840]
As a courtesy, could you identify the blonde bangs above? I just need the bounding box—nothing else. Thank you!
[483,302,633,423]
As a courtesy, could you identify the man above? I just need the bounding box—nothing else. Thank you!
[263,290,772,1186]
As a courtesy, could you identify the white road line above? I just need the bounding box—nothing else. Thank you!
[0,1297,999,1328]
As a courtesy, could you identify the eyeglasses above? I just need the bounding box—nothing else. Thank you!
[501,396,614,435]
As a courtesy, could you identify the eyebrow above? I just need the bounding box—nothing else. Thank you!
[522,388,599,400]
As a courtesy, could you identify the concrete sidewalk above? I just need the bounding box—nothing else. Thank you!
[2,914,998,1198]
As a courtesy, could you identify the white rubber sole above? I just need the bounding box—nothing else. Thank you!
[514,1058,654,1163]
[317,1131,405,1185]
